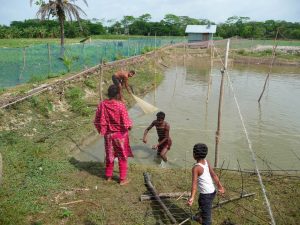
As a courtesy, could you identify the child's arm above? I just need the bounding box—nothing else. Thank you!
[143,121,155,143]
[208,161,225,195]
[187,165,202,206]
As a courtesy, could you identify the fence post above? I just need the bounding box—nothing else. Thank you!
[214,39,230,168]
[19,47,26,80]
[81,43,85,69]
[47,43,52,75]
[99,60,103,101]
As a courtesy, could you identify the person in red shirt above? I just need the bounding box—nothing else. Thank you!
[94,84,133,185]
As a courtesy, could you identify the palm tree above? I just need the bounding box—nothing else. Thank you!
[30,0,88,55]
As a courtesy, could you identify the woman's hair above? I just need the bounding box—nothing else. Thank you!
[193,143,208,160]
[107,84,118,98]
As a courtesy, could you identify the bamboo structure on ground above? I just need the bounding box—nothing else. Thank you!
[143,172,177,224]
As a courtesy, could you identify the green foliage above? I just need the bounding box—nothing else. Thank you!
[28,75,46,84]
[65,87,92,116]
[115,52,124,60]
[237,49,246,55]
[0,88,6,94]
[263,49,273,54]
[141,46,155,54]
[60,209,73,218]
[84,79,97,90]
[65,87,84,100]
[30,96,53,117]
[61,51,79,72]
[2,14,300,39]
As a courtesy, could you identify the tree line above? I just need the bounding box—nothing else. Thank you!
[1,14,299,40]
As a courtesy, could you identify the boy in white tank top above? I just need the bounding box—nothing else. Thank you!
[187,143,225,225]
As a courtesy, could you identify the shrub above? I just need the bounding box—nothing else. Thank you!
[65,87,92,116]
[141,46,155,54]
[84,79,97,90]
[30,96,53,117]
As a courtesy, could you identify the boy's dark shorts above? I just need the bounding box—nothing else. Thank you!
[198,191,216,225]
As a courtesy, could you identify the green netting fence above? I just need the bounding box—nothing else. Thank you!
[0,37,185,88]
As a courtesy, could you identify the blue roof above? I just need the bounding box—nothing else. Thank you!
[185,25,217,34]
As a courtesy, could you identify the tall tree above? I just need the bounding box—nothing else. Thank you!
[30,0,88,55]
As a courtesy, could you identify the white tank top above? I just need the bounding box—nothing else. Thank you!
[195,160,215,194]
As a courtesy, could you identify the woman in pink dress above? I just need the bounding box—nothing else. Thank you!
[94,85,133,185]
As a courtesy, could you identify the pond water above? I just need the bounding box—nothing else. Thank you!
[75,58,300,171]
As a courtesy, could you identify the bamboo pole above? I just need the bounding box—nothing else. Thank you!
[172,46,178,97]
[99,60,103,101]
[206,43,214,103]
[140,191,190,201]
[154,32,157,106]
[48,43,52,75]
[81,43,85,69]
[212,193,255,208]
[258,29,279,103]
[0,153,2,186]
[143,172,177,224]
[19,47,26,80]
[214,39,230,168]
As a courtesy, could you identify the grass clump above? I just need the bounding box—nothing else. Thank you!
[65,87,92,116]
[30,96,53,117]
[84,79,97,90]
[28,75,46,84]
[141,46,155,54]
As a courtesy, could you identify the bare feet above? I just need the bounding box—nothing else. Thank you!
[120,179,130,186]
[106,177,112,182]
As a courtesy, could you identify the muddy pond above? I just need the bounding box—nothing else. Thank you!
[75,58,300,171]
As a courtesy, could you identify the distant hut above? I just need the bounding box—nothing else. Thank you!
[185,25,217,43]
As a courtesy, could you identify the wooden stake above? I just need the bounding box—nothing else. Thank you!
[140,191,190,201]
[212,193,255,208]
[258,29,279,103]
[0,153,2,186]
[154,32,157,106]
[19,47,26,80]
[206,43,214,103]
[99,61,103,101]
[48,43,52,75]
[214,39,230,168]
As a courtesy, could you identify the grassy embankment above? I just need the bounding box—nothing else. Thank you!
[230,39,300,61]
[0,46,299,225]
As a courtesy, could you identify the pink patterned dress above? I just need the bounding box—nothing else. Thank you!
[94,99,133,163]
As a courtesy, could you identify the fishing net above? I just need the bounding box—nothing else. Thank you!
[0,37,185,88]
[132,94,158,114]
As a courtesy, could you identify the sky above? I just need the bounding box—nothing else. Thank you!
[0,0,299,26]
